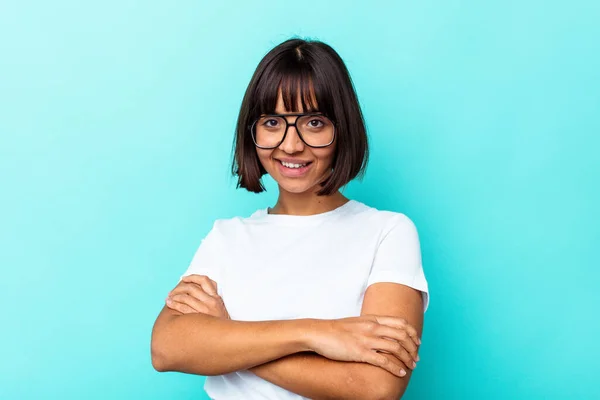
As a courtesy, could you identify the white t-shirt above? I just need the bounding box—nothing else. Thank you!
[180,200,429,400]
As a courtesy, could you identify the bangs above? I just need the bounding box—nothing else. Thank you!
[253,59,334,118]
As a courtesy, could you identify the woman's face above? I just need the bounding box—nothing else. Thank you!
[256,93,336,194]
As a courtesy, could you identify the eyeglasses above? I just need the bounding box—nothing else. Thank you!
[250,113,335,149]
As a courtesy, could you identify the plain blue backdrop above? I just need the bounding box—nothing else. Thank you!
[1,1,599,399]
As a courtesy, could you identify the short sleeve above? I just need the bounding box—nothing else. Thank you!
[367,215,430,312]
[179,222,223,296]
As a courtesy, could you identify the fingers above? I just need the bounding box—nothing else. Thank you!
[170,282,218,306]
[166,298,201,314]
[181,274,218,297]
[371,338,416,370]
[363,350,407,378]
[167,293,209,313]
[372,315,421,346]
[167,276,229,319]
[374,325,419,362]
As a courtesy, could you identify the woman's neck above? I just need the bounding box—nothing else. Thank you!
[269,189,349,216]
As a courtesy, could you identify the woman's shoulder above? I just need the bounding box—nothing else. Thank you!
[203,206,269,234]
[351,200,417,229]
[350,203,421,250]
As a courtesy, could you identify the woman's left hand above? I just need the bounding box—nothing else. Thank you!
[165,274,230,319]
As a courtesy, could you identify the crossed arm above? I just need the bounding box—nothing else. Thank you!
[247,283,424,399]
[151,281,423,400]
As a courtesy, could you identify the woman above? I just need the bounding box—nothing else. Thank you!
[151,38,429,400]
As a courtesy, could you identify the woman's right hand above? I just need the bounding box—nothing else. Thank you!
[308,315,421,377]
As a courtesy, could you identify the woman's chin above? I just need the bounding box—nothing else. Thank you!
[276,180,317,194]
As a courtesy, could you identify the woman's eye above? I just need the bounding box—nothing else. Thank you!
[264,119,279,127]
[308,119,324,127]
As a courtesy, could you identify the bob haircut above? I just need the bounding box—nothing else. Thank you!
[232,38,368,196]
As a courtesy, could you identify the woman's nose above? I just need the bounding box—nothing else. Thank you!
[278,125,304,154]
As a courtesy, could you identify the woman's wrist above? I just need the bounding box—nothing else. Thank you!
[291,318,329,353]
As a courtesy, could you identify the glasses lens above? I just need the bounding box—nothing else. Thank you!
[254,116,287,148]
[253,114,335,148]
[296,115,334,147]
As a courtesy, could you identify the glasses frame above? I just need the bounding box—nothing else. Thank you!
[250,112,336,149]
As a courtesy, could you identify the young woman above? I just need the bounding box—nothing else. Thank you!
[151,38,429,400]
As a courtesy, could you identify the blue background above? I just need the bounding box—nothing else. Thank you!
[1,1,598,399]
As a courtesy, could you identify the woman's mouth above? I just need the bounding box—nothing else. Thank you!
[276,159,313,177]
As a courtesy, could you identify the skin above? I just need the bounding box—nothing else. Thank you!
[164,276,424,399]
[152,92,425,399]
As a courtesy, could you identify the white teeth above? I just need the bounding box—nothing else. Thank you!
[281,161,307,169]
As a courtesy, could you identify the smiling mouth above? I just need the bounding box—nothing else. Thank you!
[278,160,312,169]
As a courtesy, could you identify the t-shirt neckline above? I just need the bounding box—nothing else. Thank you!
[254,199,360,225]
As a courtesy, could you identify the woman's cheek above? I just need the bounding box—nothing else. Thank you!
[255,151,273,173]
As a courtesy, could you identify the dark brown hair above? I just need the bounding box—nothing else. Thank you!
[232,38,368,196]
